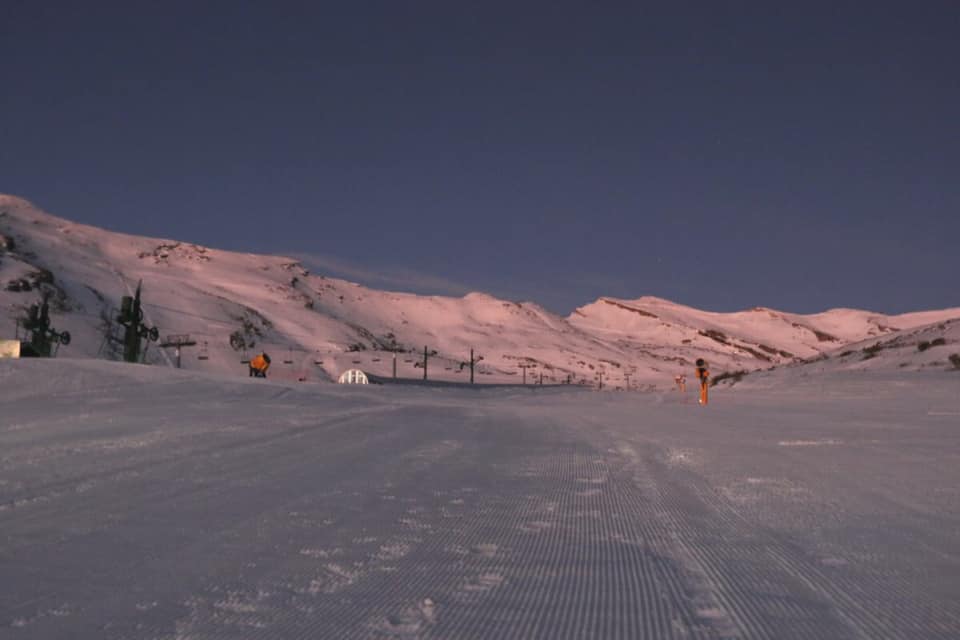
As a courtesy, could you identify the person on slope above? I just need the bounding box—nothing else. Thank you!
[249,352,271,378]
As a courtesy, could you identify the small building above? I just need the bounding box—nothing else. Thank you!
[338,368,369,385]
[0,340,21,358]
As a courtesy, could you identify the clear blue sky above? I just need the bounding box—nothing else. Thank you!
[2,2,957,314]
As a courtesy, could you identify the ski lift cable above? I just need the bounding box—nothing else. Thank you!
[45,290,359,345]
[62,305,336,344]
[30,292,436,356]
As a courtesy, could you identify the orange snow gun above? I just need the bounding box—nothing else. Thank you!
[695,359,709,405]
[249,353,271,378]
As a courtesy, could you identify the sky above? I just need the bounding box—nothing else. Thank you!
[2,2,958,315]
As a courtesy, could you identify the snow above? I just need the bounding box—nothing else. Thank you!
[2,357,959,638]
[570,296,960,374]
[3,194,958,391]
[2,193,959,636]
[724,317,960,390]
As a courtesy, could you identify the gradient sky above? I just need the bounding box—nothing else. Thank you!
[2,2,958,315]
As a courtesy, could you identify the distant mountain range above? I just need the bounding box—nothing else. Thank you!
[2,194,958,388]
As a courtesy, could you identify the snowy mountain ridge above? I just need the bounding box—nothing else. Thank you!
[1,194,958,388]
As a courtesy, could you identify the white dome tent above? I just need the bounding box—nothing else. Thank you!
[338,368,369,385]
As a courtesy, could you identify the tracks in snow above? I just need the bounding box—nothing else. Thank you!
[4,401,959,638]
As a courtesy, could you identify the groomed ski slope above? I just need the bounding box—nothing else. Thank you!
[2,359,959,638]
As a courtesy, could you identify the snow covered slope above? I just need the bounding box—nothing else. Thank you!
[569,296,960,373]
[3,357,960,638]
[2,194,958,388]
[723,316,960,390]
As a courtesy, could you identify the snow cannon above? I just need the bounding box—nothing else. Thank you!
[695,358,709,405]
[249,352,271,378]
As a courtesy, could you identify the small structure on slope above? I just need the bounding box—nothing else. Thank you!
[0,339,21,358]
[338,368,369,385]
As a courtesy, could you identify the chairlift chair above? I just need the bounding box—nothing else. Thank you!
[197,341,209,361]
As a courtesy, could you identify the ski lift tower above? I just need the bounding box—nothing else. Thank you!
[459,349,484,384]
[518,362,534,385]
[159,334,197,368]
[116,281,160,363]
[17,292,71,357]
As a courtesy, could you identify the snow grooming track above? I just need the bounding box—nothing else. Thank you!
[649,446,959,638]
[3,363,960,639]
[615,432,960,640]
[316,419,745,640]
[473,400,960,640]
[632,445,847,639]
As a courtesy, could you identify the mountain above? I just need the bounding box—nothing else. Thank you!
[2,194,958,388]
[721,316,960,390]
[568,296,960,376]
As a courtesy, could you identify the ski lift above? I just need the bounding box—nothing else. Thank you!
[240,349,250,365]
[283,348,294,365]
[197,341,209,361]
